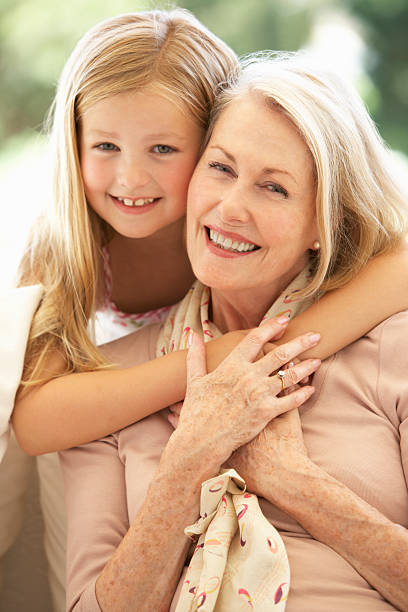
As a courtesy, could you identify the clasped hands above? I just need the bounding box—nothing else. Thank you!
[168,317,320,478]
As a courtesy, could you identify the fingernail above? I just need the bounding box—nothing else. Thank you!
[311,359,321,367]
[276,315,290,325]
[308,333,320,343]
[289,361,295,368]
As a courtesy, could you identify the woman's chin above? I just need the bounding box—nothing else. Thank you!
[194,269,248,294]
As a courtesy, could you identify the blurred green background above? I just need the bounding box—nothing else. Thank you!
[0,0,407,285]
[2,0,407,154]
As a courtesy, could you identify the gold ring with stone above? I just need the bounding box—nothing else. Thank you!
[277,369,285,392]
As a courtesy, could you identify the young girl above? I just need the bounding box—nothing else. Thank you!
[3,7,408,612]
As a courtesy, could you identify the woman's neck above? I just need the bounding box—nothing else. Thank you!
[210,287,280,333]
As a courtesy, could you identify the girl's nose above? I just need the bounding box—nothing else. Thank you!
[117,158,150,192]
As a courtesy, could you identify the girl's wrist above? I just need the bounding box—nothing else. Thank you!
[206,330,247,371]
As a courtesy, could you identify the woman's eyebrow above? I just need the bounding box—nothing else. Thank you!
[263,167,297,184]
[208,145,235,162]
[208,145,297,184]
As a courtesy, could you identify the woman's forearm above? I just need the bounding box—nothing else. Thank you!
[95,432,221,611]
[262,456,408,611]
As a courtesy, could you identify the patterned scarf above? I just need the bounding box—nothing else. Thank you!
[157,268,313,612]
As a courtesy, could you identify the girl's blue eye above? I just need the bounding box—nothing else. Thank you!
[97,143,118,151]
[153,145,174,154]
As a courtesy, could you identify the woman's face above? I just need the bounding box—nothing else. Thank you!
[186,93,318,301]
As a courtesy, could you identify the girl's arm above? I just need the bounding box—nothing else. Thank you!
[11,327,244,456]
[280,245,408,359]
[12,246,408,456]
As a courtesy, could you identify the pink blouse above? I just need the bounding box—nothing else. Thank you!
[61,312,408,611]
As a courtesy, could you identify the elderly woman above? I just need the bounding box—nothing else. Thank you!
[61,53,408,612]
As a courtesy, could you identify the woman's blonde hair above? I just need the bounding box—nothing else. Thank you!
[207,52,408,297]
[18,8,238,394]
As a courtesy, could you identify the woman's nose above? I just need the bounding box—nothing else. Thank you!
[117,156,150,191]
[217,185,251,225]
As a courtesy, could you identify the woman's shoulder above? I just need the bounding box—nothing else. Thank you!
[367,309,408,347]
[338,309,408,370]
[342,310,408,418]
[100,322,161,367]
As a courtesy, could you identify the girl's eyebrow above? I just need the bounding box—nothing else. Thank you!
[86,129,120,139]
[208,145,297,184]
[86,128,189,142]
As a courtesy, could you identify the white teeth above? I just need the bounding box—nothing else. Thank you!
[209,228,257,253]
[117,197,155,207]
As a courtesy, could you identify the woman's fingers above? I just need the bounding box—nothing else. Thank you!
[167,412,180,429]
[232,316,290,362]
[256,332,320,376]
[169,402,183,416]
[186,332,207,382]
[270,384,315,416]
[272,358,320,395]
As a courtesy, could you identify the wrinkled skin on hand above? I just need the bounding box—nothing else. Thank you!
[171,318,320,469]
[227,408,309,497]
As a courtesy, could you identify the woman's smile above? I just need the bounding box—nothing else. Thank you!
[205,225,261,257]
[187,91,317,311]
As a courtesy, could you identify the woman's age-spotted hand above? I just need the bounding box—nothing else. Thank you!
[170,318,320,468]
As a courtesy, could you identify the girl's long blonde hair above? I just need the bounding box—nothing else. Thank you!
[207,52,408,298]
[18,9,238,394]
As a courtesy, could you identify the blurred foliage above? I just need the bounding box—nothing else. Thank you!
[0,0,407,154]
[344,0,408,154]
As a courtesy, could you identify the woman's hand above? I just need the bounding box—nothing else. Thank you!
[227,408,308,496]
[170,317,321,470]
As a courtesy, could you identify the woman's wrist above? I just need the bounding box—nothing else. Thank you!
[163,427,224,485]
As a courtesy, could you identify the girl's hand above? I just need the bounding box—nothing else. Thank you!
[171,318,321,469]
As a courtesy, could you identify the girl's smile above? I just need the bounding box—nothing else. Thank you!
[79,88,203,239]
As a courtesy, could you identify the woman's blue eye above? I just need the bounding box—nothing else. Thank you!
[97,143,118,151]
[266,183,288,197]
[153,145,174,154]
[209,161,230,173]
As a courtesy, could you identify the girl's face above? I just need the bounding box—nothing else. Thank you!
[187,93,317,302]
[79,89,203,239]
